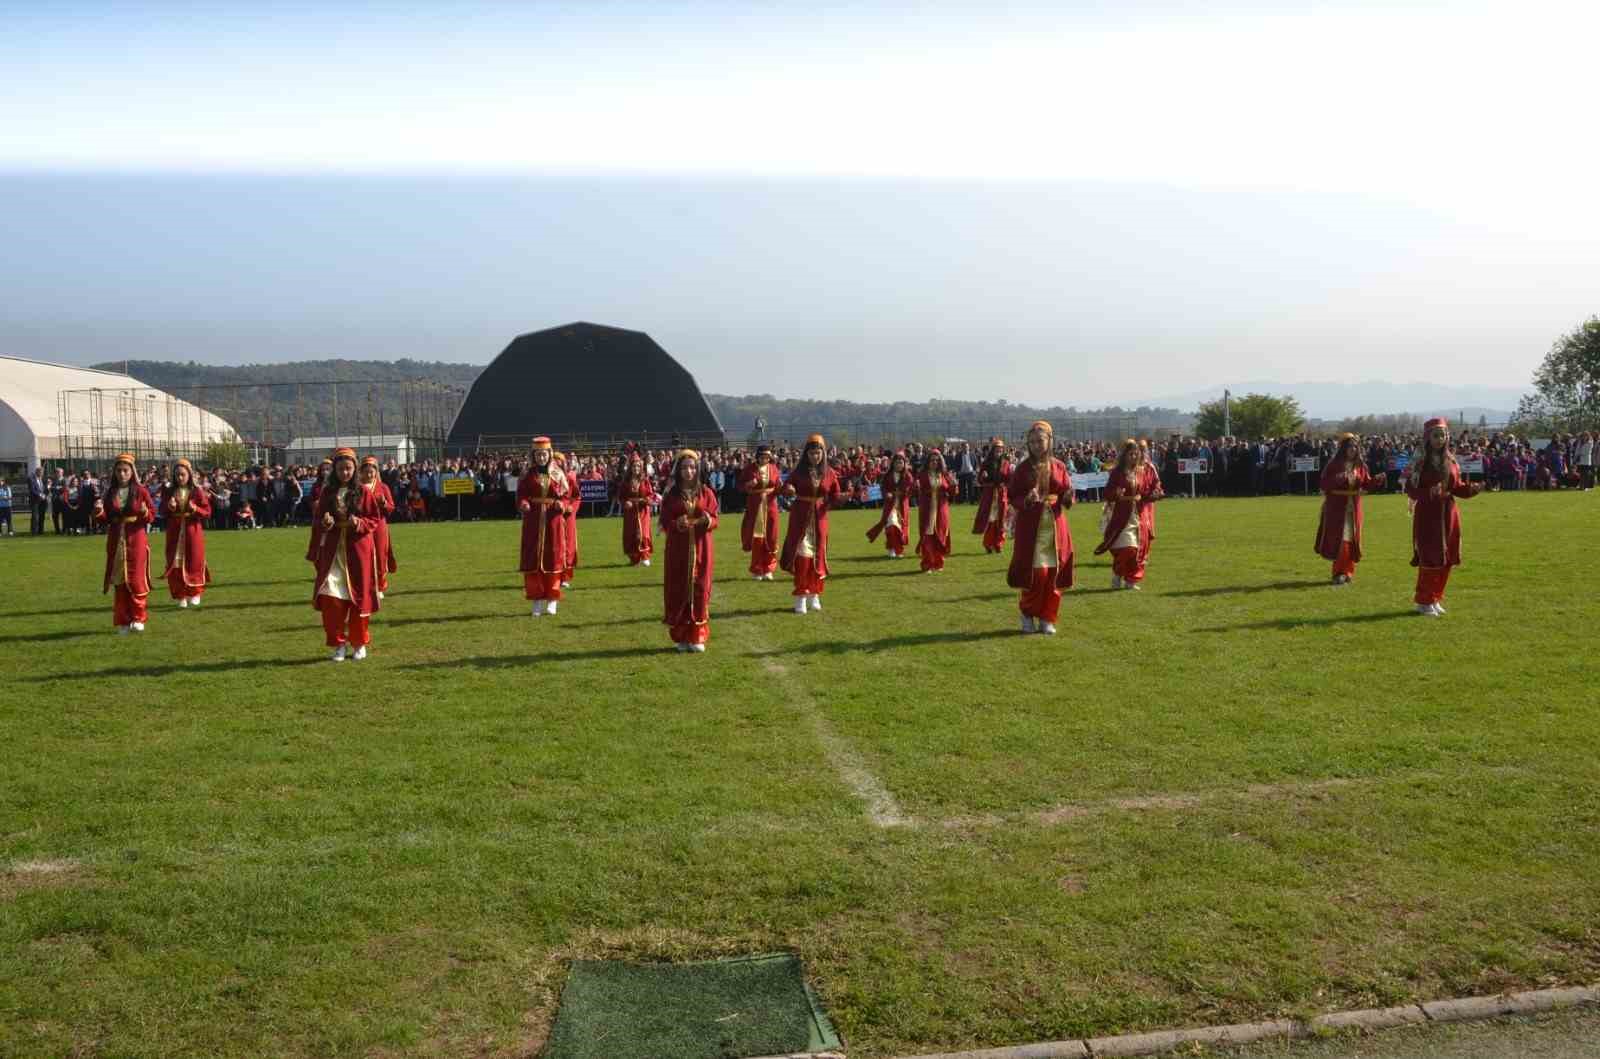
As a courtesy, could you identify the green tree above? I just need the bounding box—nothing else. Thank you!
[203,439,248,470]
[1515,316,1600,432]
[1193,393,1305,439]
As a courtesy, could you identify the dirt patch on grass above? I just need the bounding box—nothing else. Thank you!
[1,858,88,900]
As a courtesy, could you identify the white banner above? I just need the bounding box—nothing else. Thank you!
[1290,457,1320,474]
[1458,458,1485,475]
[1178,458,1209,475]
[1073,471,1109,490]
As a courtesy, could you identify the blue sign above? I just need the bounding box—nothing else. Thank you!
[865,484,882,503]
[578,479,610,503]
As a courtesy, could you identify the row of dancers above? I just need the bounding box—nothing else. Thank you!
[83,417,1481,655]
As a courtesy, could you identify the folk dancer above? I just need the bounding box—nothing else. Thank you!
[865,451,914,558]
[780,434,844,614]
[1006,422,1076,634]
[162,457,212,607]
[1315,434,1386,585]
[312,448,382,660]
[518,437,571,617]
[916,447,956,573]
[95,453,155,634]
[1405,417,1484,617]
[739,443,781,579]
[660,449,720,652]
[1096,439,1164,590]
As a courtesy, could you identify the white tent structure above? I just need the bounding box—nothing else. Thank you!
[0,355,239,470]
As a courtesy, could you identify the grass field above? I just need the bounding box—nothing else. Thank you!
[2,491,1597,1058]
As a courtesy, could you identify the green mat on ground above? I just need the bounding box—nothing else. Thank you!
[544,953,841,1059]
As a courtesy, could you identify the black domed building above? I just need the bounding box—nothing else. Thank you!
[446,323,725,451]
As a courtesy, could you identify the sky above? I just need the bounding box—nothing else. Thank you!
[2,0,1596,406]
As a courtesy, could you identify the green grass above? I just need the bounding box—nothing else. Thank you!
[2,493,1597,1058]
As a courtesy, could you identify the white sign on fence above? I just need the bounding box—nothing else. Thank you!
[1073,471,1109,490]
[1458,458,1485,475]
[1177,458,1209,475]
[1290,457,1320,474]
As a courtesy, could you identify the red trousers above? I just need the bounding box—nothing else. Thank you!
[982,522,1005,553]
[523,572,563,601]
[112,585,148,626]
[884,526,907,556]
[167,571,203,600]
[669,621,710,645]
[918,538,946,571]
[1332,542,1357,580]
[748,538,777,575]
[1112,547,1145,583]
[1019,566,1062,622]
[1414,566,1452,605]
[319,598,370,647]
[791,556,825,596]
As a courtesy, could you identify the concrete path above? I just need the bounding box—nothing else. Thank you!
[1213,1008,1600,1058]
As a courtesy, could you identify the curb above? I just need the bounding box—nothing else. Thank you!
[893,984,1599,1059]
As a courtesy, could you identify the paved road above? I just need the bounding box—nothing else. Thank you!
[1217,1009,1600,1058]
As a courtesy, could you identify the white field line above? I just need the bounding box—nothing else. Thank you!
[760,656,913,829]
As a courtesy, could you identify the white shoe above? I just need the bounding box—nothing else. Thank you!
[690,643,705,653]
[116,625,130,636]
[1125,582,1141,591]
[190,596,200,607]
[377,591,385,600]
[641,559,650,567]
[560,581,572,589]
[1434,602,1446,614]
[545,600,558,615]
[808,594,822,611]
[794,597,809,614]
[130,621,145,633]
[754,574,765,581]
[1020,615,1036,634]
[1111,575,1123,590]
[763,572,774,580]
[531,600,546,617]
[177,598,189,608]
[331,645,347,662]
[1415,603,1439,617]
[352,645,367,660]
[1040,622,1057,635]
[676,642,691,652]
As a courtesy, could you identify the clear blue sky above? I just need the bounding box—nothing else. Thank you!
[3,1,1595,405]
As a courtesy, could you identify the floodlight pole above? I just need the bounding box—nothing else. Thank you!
[1223,389,1231,438]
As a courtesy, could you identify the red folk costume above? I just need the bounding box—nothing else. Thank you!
[1405,418,1483,613]
[97,454,155,631]
[1006,423,1076,630]
[660,451,720,649]
[305,459,332,563]
[780,435,844,610]
[739,449,782,578]
[312,450,383,655]
[617,459,657,566]
[361,456,399,598]
[865,457,913,558]
[1315,436,1386,584]
[1095,440,1164,588]
[972,438,1012,553]
[518,438,571,612]
[162,459,213,603]
[916,452,956,572]
[555,452,580,586]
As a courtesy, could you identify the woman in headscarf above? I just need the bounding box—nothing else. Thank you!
[554,451,580,589]
[617,451,657,567]
[972,437,1012,553]
[780,434,844,614]
[95,453,155,634]
[865,450,914,558]
[304,457,333,563]
[518,437,571,617]
[916,447,957,573]
[739,443,781,579]
[1095,438,1164,590]
[312,448,382,660]
[1405,418,1484,617]
[1315,433,1386,585]
[660,449,720,652]
[359,456,398,599]
[162,457,212,607]
[1006,421,1075,634]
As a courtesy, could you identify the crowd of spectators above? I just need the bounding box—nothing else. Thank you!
[10,429,1594,537]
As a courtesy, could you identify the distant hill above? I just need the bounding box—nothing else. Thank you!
[1145,380,1525,422]
[702,395,1184,443]
[94,359,484,441]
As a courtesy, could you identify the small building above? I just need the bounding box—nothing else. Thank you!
[284,434,417,466]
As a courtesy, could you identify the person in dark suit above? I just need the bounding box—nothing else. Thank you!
[29,468,48,534]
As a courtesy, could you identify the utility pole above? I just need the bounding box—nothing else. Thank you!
[1223,389,1232,437]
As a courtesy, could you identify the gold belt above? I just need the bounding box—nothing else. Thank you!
[1044,494,1059,504]
[527,497,562,505]
[119,515,141,523]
